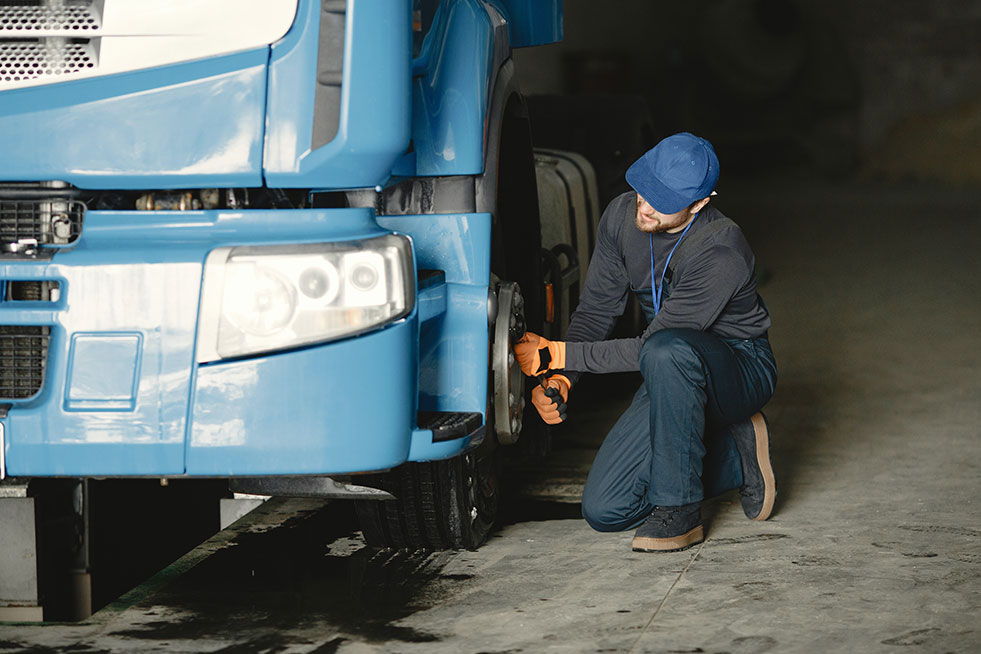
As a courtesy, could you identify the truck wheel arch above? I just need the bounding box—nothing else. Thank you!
[478,58,543,334]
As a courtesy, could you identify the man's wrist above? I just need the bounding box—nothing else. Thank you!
[547,372,572,391]
[560,341,580,372]
[554,341,566,370]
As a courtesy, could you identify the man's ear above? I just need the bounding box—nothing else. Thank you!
[692,197,711,214]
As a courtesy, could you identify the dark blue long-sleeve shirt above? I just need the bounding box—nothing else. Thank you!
[564,191,770,374]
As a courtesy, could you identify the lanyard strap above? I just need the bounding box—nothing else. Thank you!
[650,213,699,315]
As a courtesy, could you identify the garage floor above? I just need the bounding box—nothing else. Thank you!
[1,179,979,653]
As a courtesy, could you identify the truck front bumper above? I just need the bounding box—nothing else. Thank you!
[0,207,484,479]
[187,319,416,475]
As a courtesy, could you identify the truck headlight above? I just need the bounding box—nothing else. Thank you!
[196,235,414,363]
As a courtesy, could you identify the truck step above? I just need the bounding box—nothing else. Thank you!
[418,410,482,442]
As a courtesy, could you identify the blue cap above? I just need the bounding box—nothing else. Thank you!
[625,132,720,214]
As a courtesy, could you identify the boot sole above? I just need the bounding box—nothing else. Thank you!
[632,525,704,552]
[749,412,776,521]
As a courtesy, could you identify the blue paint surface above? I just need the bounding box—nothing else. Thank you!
[65,333,143,411]
[379,213,490,426]
[411,0,495,176]
[264,0,412,188]
[0,208,419,476]
[187,319,417,475]
[378,213,491,286]
[493,0,563,47]
[0,51,269,189]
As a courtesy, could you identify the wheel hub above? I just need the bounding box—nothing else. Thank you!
[492,281,525,445]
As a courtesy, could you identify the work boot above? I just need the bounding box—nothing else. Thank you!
[729,412,776,521]
[631,503,703,552]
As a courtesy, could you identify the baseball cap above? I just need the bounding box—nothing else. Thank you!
[625,132,720,214]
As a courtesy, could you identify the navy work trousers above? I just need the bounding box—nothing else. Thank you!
[581,328,777,532]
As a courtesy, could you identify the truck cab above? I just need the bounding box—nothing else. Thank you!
[0,0,564,560]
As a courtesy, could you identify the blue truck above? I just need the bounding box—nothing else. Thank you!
[0,0,564,554]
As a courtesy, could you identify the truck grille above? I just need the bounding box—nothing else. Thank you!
[0,1,101,84]
[0,1,100,33]
[0,325,49,400]
[0,198,84,250]
[0,39,96,82]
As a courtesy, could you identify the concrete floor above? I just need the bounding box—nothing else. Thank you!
[1,180,979,653]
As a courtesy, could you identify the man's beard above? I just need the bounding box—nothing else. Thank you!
[635,213,687,234]
[635,215,661,233]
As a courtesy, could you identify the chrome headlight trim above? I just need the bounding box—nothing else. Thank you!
[196,234,415,363]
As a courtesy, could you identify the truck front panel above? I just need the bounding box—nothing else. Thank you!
[378,213,490,418]
[187,319,415,476]
[263,0,412,189]
[1,207,420,477]
[0,51,269,189]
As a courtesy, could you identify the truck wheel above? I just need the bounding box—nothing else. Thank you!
[354,277,525,550]
[354,447,498,550]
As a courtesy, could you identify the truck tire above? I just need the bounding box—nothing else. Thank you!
[354,448,498,550]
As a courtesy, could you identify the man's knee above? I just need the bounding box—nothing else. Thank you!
[581,491,637,533]
[639,328,703,378]
[581,499,625,533]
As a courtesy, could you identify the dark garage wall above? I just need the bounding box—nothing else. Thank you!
[514,0,981,185]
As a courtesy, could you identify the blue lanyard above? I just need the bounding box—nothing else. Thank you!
[650,213,699,315]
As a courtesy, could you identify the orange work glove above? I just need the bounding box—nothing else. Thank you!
[532,374,571,425]
[514,331,566,376]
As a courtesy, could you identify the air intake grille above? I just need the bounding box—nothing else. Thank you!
[0,2,100,32]
[312,0,347,150]
[0,325,49,400]
[0,198,84,249]
[0,39,95,82]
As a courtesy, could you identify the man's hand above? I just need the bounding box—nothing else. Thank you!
[532,374,571,424]
[514,332,566,376]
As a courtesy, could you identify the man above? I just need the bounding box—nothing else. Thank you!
[514,132,777,552]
